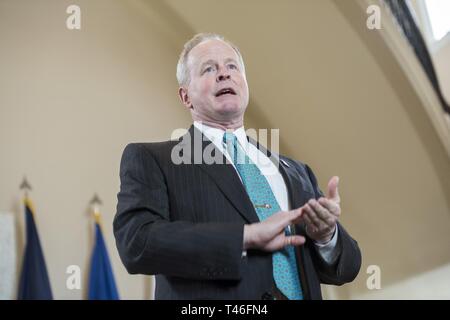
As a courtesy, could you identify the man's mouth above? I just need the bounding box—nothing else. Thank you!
[215,88,237,97]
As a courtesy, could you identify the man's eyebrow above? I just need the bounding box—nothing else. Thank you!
[199,59,216,71]
[198,58,239,71]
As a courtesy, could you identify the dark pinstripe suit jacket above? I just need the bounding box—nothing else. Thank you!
[113,125,361,300]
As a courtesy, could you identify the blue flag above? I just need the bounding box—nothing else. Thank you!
[17,199,53,300]
[88,221,119,300]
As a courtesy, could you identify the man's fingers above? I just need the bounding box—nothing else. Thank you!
[290,207,305,225]
[284,235,305,247]
[269,208,303,234]
[318,197,341,217]
[326,176,340,203]
[302,212,314,229]
[284,207,303,224]
[308,199,336,226]
[303,204,323,230]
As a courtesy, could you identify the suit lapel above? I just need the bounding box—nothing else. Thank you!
[181,125,259,224]
[278,162,314,213]
[199,162,260,223]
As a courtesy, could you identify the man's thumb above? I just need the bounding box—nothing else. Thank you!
[327,176,340,200]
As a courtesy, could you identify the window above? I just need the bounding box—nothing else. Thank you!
[424,0,450,41]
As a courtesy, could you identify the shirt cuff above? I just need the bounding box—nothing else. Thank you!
[313,226,340,265]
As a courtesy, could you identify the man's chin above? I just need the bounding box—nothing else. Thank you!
[215,103,242,115]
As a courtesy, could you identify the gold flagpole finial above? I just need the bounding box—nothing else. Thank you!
[20,176,35,213]
[90,193,103,224]
[20,176,32,197]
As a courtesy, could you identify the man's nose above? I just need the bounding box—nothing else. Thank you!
[216,67,231,82]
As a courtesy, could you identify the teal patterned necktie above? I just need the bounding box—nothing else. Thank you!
[223,132,303,300]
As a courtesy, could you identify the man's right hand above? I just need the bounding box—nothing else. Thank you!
[243,208,305,252]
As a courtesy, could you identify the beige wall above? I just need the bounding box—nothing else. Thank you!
[0,0,192,299]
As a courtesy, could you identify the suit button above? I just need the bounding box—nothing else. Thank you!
[261,292,275,300]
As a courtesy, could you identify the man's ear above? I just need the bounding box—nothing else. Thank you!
[178,87,193,110]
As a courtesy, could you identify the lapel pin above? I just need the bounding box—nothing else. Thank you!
[254,203,272,209]
[280,159,290,167]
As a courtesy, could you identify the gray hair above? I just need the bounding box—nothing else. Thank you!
[176,33,246,86]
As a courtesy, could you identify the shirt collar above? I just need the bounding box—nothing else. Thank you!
[193,121,248,149]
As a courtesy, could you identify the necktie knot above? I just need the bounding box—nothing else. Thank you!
[223,132,238,164]
[223,132,237,145]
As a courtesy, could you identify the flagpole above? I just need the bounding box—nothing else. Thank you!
[19,176,33,213]
[89,193,103,226]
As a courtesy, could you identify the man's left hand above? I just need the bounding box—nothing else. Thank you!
[302,176,341,244]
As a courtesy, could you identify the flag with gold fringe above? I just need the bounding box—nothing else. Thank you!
[17,198,53,300]
[88,211,119,300]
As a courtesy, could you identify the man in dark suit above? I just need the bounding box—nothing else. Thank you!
[114,33,361,300]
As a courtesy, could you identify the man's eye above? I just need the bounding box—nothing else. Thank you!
[228,64,238,70]
[203,66,215,74]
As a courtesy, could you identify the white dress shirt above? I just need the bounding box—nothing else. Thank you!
[193,121,340,264]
